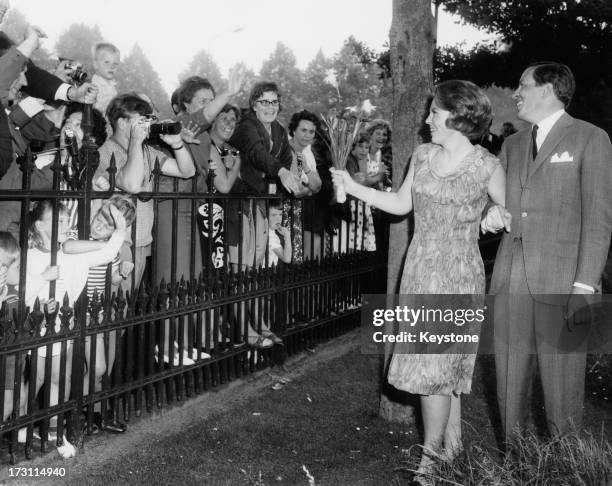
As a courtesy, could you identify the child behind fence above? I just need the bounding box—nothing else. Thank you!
[23,200,126,457]
[62,195,135,433]
[0,232,21,425]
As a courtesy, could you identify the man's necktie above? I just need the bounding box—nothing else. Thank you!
[531,124,539,160]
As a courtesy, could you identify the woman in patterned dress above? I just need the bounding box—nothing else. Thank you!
[332,80,508,483]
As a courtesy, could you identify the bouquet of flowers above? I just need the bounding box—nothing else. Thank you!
[320,113,362,203]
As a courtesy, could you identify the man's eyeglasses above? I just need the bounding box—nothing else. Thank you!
[256,99,280,107]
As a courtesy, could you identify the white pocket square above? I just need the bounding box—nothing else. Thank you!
[550,151,574,163]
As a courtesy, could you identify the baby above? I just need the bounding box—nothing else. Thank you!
[91,42,120,114]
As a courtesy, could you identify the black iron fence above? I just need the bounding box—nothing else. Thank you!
[0,136,389,464]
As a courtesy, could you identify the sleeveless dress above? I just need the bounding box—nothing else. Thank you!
[386,143,501,395]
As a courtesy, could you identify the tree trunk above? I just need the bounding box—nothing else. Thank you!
[379,0,435,423]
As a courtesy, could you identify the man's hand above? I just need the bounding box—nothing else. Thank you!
[566,286,598,331]
[41,265,59,281]
[481,205,512,234]
[129,118,149,146]
[278,167,300,194]
[17,25,46,59]
[68,83,98,104]
[159,133,182,149]
[24,25,46,49]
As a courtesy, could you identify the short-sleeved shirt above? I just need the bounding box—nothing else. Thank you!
[95,138,169,247]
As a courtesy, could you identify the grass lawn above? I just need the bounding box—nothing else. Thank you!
[5,330,611,485]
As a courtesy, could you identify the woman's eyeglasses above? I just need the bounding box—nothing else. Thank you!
[256,99,280,107]
[220,148,240,157]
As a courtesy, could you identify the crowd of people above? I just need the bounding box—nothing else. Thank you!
[0,16,391,456]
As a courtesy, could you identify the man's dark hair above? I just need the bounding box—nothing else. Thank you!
[179,76,215,111]
[288,110,321,137]
[105,93,152,132]
[528,62,576,108]
[170,88,181,115]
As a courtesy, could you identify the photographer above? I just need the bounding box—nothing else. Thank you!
[0,25,99,236]
[93,93,195,290]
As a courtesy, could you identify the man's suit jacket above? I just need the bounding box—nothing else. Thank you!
[0,54,64,179]
[490,112,612,303]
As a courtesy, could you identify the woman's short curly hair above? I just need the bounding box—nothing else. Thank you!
[366,119,391,141]
[434,80,492,141]
[288,110,321,137]
[248,81,281,112]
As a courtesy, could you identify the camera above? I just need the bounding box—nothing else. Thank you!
[148,120,182,136]
[69,66,88,85]
[63,61,88,85]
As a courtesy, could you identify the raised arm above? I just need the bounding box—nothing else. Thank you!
[158,133,196,179]
[74,206,127,268]
[212,151,241,194]
[202,69,244,123]
[116,121,147,193]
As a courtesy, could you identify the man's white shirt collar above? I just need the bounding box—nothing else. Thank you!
[534,109,565,149]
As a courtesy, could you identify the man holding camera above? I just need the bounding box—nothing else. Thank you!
[93,93,195,290]
[0,23,99,239]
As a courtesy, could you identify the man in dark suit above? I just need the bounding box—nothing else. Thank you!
[0,27,98,178]
[484,62,612,439]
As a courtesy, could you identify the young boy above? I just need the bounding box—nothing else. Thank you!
[91,42,120,114]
